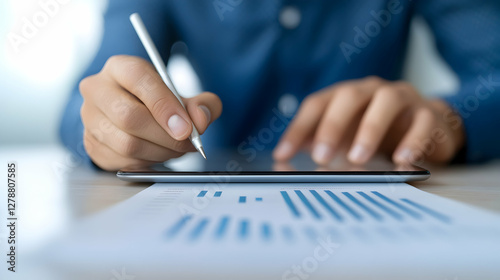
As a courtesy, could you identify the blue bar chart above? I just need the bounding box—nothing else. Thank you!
[165,188,453,244]
[280,190,450,223]
[54,182,500,279]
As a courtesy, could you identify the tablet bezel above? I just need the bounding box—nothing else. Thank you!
[117,169,430,183]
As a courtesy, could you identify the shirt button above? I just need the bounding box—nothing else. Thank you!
[279,6,301,29]
[278,94,299,117]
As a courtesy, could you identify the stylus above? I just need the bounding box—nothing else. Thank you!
[129,13,207,160]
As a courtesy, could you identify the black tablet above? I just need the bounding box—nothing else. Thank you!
[117,150,430,183]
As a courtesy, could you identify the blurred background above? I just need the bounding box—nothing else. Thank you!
[0,0,459,147]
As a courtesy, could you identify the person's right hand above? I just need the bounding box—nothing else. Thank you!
[80,55,222,171]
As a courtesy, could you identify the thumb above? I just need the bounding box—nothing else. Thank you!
[184,92,223,134]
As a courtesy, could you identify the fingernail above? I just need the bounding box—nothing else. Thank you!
[395,148,412,163]
[312,143,333,164]
[167,114,189,139]
[198,105,211,127]
[348,144,369,163]
[274,141,293,159]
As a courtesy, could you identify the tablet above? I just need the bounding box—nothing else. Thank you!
[117,150,430,183]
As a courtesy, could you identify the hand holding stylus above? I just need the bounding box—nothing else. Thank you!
[79,15,222,171]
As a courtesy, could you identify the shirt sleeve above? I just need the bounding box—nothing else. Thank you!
[416,0,500,163]
[59,0,176,163]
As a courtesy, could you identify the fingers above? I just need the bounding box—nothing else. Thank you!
[392,107,443,165]
[274,77,386,163]
[310,85,373,165]
[273,92,330,161]
[80,55,224,171]
[347,83,413,164]
[80,76,195,153]
[184,92,223,134]
[393,99,466,165]
[102,55,193,140]
[273,75,461,166]
[83,130,157,171]
[81,107,184,162]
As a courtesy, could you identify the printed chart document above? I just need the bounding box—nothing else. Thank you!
[40,183,500,279]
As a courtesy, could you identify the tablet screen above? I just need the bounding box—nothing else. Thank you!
[119,150,428,175]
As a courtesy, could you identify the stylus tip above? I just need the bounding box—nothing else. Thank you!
[198,146,207,160]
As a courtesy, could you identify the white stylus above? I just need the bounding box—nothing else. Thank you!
[130,13,206,159]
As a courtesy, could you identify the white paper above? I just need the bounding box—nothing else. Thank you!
[40,183,500,279]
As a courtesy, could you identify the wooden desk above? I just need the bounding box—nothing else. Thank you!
[414,162,500,213]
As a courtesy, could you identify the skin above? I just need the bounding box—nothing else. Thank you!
[273,76,465,166]
[80,56,465,171]
[80,55,222,171]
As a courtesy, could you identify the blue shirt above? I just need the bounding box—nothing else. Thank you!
[60,0,500,163]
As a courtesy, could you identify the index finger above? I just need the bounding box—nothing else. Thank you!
[273,92,330,161]
[103,55,193,140]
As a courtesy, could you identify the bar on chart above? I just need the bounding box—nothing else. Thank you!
[166,215,192,238]
[310,190,343,221]
[239,219,249,239]
[304,226,318,242]
[324,190,363,221]
[281,191,300,218]
[261,223,271,241]
[357,192,403,221]
[281,225,294,242]
[401,198,451,223]
[371,191,422,219]
[189,218,209,241]
[215,216,230,239]
[295,190,321,219]
[197,190,207,197]
[342,192,383,221]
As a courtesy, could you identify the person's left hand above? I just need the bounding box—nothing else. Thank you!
[273,76,465,166]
